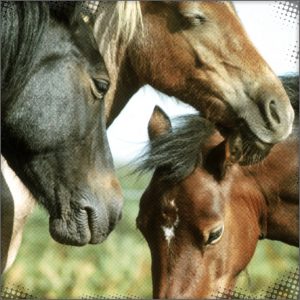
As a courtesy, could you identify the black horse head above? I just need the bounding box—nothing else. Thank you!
[1,2,122,246]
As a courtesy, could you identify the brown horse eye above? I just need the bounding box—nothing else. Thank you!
[182,11,206,26]
[189,14,206,26]
[195,14,206,23]
[206,224,224,245]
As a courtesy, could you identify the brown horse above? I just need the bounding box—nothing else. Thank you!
[93,1,294,165]
[136,102,298,297]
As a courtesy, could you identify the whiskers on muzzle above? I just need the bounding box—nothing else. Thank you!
[237,124,273,166]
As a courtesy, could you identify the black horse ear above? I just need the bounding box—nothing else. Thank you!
[148,106,172,141]
[48,2,77,24]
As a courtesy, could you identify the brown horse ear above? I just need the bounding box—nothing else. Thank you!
[204,132,243,181]
[148,106,172,141]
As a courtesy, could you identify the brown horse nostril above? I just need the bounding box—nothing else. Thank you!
[269,99,281,125]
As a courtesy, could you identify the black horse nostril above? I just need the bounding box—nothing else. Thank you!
[118,211,122,221]
[269,99,281,124]
[107,203,122,233]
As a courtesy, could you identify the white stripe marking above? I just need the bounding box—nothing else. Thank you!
[162,226,175,245]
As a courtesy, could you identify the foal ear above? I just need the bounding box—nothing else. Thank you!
[204,141,228,181]
[204,132,243,180]
[148,106,172,141]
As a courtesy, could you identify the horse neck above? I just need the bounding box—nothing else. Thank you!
[228,165,267,240]
[94,3,141,126]
[242,138,299,246]
[106,53,141,126]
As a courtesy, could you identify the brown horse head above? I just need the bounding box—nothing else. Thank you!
[137,105,298,298]
[127,1,294,164]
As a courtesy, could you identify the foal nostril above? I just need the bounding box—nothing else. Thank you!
[269,99,281,124]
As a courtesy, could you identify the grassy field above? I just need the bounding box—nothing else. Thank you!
[2,167,298,299]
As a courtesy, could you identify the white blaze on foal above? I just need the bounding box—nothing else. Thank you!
[162,226,175,245]
[161,199,179,246]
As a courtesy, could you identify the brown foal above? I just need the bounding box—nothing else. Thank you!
[137,105,298,299]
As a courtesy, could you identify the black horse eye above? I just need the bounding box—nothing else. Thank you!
[91,78,110,100]
[206,224,224,245]
[93,79,110,94]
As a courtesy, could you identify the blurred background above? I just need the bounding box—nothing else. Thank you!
[2,1,299,299]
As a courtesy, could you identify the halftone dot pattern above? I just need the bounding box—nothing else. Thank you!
[272,1,299,25]
[264,267,299,300]
[213,287,260,299]
[272,1,299,66]
[81,294,141,299]
[287,42,299,64]
[213,267,299,299]
[0,285,36,299]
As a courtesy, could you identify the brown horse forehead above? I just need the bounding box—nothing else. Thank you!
[178,1,236,13]
[178,170,224,213]
[201,1,237,17]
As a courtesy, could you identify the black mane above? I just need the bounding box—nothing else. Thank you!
[279,75,299,124]
[1,1,81,112]
[136,115,215,183]
[137,75,299,183]
[1,2,49,109]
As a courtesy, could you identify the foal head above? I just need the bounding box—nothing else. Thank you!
[1,2,122,246]
[128,1,294,164]
[137,107,266,298]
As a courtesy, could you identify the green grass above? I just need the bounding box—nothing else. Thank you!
[2,167,298,299]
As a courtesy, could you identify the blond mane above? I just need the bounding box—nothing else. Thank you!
[115,1,143,44]
[91,1,143,48]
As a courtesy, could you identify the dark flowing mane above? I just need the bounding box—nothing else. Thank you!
[1,2,82,112]
[1,1,49,109]
[136,115,214,183]
[137,75,298,183]
[279,75,299,122]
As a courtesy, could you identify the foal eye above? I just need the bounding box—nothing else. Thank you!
[91,78,110,100]
[206,224,224,245]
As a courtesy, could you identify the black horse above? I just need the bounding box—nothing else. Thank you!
[1,1,122,265]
